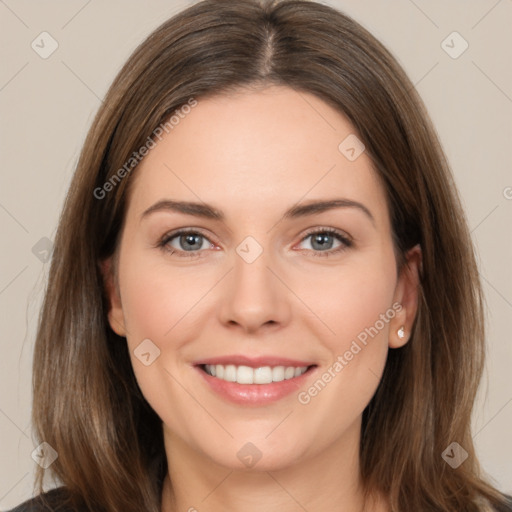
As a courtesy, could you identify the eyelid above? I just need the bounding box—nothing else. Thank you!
[157,227,218,257]
[298,226,353,245]
[294,226,353,258]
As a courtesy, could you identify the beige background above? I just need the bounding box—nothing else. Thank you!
[1,0,511,508]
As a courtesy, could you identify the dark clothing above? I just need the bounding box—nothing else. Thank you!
[6,487,79,511]
[7,486,512,511]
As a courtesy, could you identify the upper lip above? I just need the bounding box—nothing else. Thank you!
[194,355,316,368]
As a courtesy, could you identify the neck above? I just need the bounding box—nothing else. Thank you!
[160,418,388,512]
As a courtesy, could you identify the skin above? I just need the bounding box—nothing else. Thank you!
[103,85,421,512]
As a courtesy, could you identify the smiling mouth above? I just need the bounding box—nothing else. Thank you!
[199,363,317,385]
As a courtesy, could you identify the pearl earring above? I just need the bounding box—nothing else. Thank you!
[397,326,405,339]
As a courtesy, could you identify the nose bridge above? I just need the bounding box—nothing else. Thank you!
[219,234,289,331]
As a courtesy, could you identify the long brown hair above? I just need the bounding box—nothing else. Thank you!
[31,0,509,510]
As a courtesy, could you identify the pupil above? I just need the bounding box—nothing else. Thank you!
[313,233,332,250]
[183,234,201,250]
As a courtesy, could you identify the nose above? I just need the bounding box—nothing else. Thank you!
[218,244,291,334]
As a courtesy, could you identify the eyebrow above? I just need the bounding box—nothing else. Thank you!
[140,198,375,226]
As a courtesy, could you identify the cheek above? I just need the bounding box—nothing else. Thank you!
[116,253,209,427]
[117,249,220,406]
[294,247,397,350]
[294,247,397,407]
[119,251,211,343]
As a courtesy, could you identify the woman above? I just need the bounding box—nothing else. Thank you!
[8,0,511,511]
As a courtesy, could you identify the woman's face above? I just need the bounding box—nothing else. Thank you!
[105,85,420,471]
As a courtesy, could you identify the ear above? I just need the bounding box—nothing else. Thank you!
[100,257,127,337]
[389,244,422,348]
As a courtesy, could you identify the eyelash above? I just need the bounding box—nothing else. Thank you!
[157,227,353,259]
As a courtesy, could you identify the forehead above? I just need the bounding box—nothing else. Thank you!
[128,86,389,229]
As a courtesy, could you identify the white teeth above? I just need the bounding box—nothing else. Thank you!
[224,364,237,382]
[253,366,273,384]
[272,366,285,382]
[203,364,309,384]
[284,366,296,380]
[237,365,255,384]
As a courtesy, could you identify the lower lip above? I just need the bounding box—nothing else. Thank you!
[194,365,317,406]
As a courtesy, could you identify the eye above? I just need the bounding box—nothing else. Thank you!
[296,228,353,257]
[158,227,353,259]
[158,229,215,258]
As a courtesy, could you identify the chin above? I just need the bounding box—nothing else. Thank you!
[203,436,309,473]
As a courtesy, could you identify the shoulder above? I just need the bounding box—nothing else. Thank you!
[503,495,512,510]
[5,487,82,512]
[491,494,512,512]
